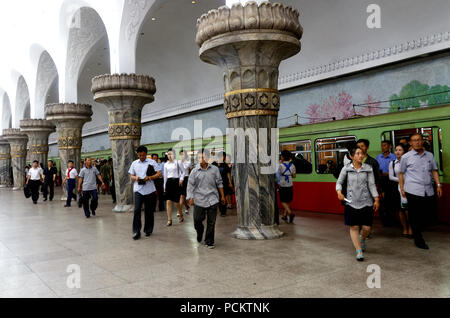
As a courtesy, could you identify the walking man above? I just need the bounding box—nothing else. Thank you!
[399,133,443,249]
[78,158,105,218]
[63,160,78,207]
[187,149,226,249]
[43,160,57,202]
[129,146,161,240]
[152,153,165,212]
[26,160,44,205]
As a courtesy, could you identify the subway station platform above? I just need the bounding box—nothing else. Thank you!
[0,188,449,298]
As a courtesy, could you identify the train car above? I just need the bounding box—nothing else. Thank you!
[51,104,450,223]
[279,104,450,223]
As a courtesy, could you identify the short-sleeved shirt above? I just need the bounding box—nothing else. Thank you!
[400,150,438,197]
[65,168,78,179]
[128,158,161,195]
[278,161,296,188]
[43,167,57,182]
[28,167,43,181]
[376,153,396,174]
[79,167,100,191]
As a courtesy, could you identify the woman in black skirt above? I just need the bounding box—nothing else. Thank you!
[164,150,184,226]
[179,150,191,215]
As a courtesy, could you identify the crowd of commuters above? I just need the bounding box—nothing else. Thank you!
[20,131,443,258]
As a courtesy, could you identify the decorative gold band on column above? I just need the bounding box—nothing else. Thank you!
[109,122,142,140]
[226,109,279,119]
[11,155,26,158]
[58,146,82,150]
[29,152,49,155]
[0,157,11,160]
[224,88,279,97]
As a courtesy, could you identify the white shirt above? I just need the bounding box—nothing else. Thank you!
[65,168,78,179]
[128,158,161,195]
[180,160,191,177]
[164,160,184,190]
[28,167,43,181]
[389,159,408,205]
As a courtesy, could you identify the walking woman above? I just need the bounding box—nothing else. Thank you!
[389,143,413,238]
[278,150,296,224]
[164,150,184,226]
[179,150,191,215]
[336,147,380,261]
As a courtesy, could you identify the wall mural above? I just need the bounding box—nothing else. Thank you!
[279,54,450,126]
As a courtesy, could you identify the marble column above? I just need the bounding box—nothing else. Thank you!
[91,74,156,212]
[196,2,303,239]
[20,119,56,165]
[45,103,93,200]
[3,129,29,191]
[0,136,11,188]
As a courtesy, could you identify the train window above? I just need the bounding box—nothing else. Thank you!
[280,140,312,174]
[315,136,357,174]
[384,127,444,172]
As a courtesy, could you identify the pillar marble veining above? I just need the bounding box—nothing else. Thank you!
[20,119,56,165]
[3,129,29,191]
[196,2,303,239]
[0,136,11,188]
[45,103,93,200]
[91,74,156,212]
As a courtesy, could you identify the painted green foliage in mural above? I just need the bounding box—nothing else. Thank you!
[389,80,450,112]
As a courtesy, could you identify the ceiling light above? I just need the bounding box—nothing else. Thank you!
[151,17,156,21]
[192,1,196,3]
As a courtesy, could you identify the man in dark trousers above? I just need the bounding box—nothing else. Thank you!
[129,146,161,240]
[43,160,57,202]
[399,133,443,249]
[26,160,44,205]
[78,158,105,218]
[187,149,226,249]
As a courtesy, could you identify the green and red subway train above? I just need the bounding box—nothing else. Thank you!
[50,104,450,223]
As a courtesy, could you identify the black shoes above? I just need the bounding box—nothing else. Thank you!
[33,201,37,205]
[145,232,152,237]
[289,214,295,224]
[64,205,70,208]
[416,242,429,250]
[43,198,47,202]
[133,232,141,240]
[92,211,96,216]
[197,233,203,243]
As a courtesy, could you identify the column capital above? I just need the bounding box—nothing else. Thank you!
[45,103,93,127]
[20,119,56,134]
[2,129,28,158]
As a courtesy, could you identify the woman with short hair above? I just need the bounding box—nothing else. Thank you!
[336,147,380,262]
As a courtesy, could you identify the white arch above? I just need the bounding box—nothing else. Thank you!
[30,45,59,118]
[14,75,31,128]
[0,90,12,132]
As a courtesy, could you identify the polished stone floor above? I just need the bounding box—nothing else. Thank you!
[0,187,449,298]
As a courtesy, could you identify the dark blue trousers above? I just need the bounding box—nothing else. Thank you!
[66,179,77,206]
[82,190,98,217]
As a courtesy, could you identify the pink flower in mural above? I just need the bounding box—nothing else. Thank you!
[305,91,354,123]
[305,103,321,123]
[358,95,382,116]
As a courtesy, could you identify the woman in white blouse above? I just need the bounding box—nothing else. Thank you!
[164,150,184,226]
[389,143,412,238]
[179,150,192,215]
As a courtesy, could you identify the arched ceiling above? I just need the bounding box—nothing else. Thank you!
[35,51,59,118]
[15,76,30,128]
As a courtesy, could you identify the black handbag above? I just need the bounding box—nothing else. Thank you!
[24,184,31,199]
[146,164,157,177]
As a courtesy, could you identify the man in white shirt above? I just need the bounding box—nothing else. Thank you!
[62,160,78,207]
[129,146,162,240]
[26,160,44,204]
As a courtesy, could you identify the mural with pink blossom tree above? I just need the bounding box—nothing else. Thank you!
[305,91,381,124]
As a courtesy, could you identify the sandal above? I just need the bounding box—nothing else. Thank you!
[356,249,364,262]
[167,220,172,227]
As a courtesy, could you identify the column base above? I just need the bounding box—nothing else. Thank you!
[12,187,23,191]
[113,204,133,213]
[232,225,284,240]
[0,185,7,189]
